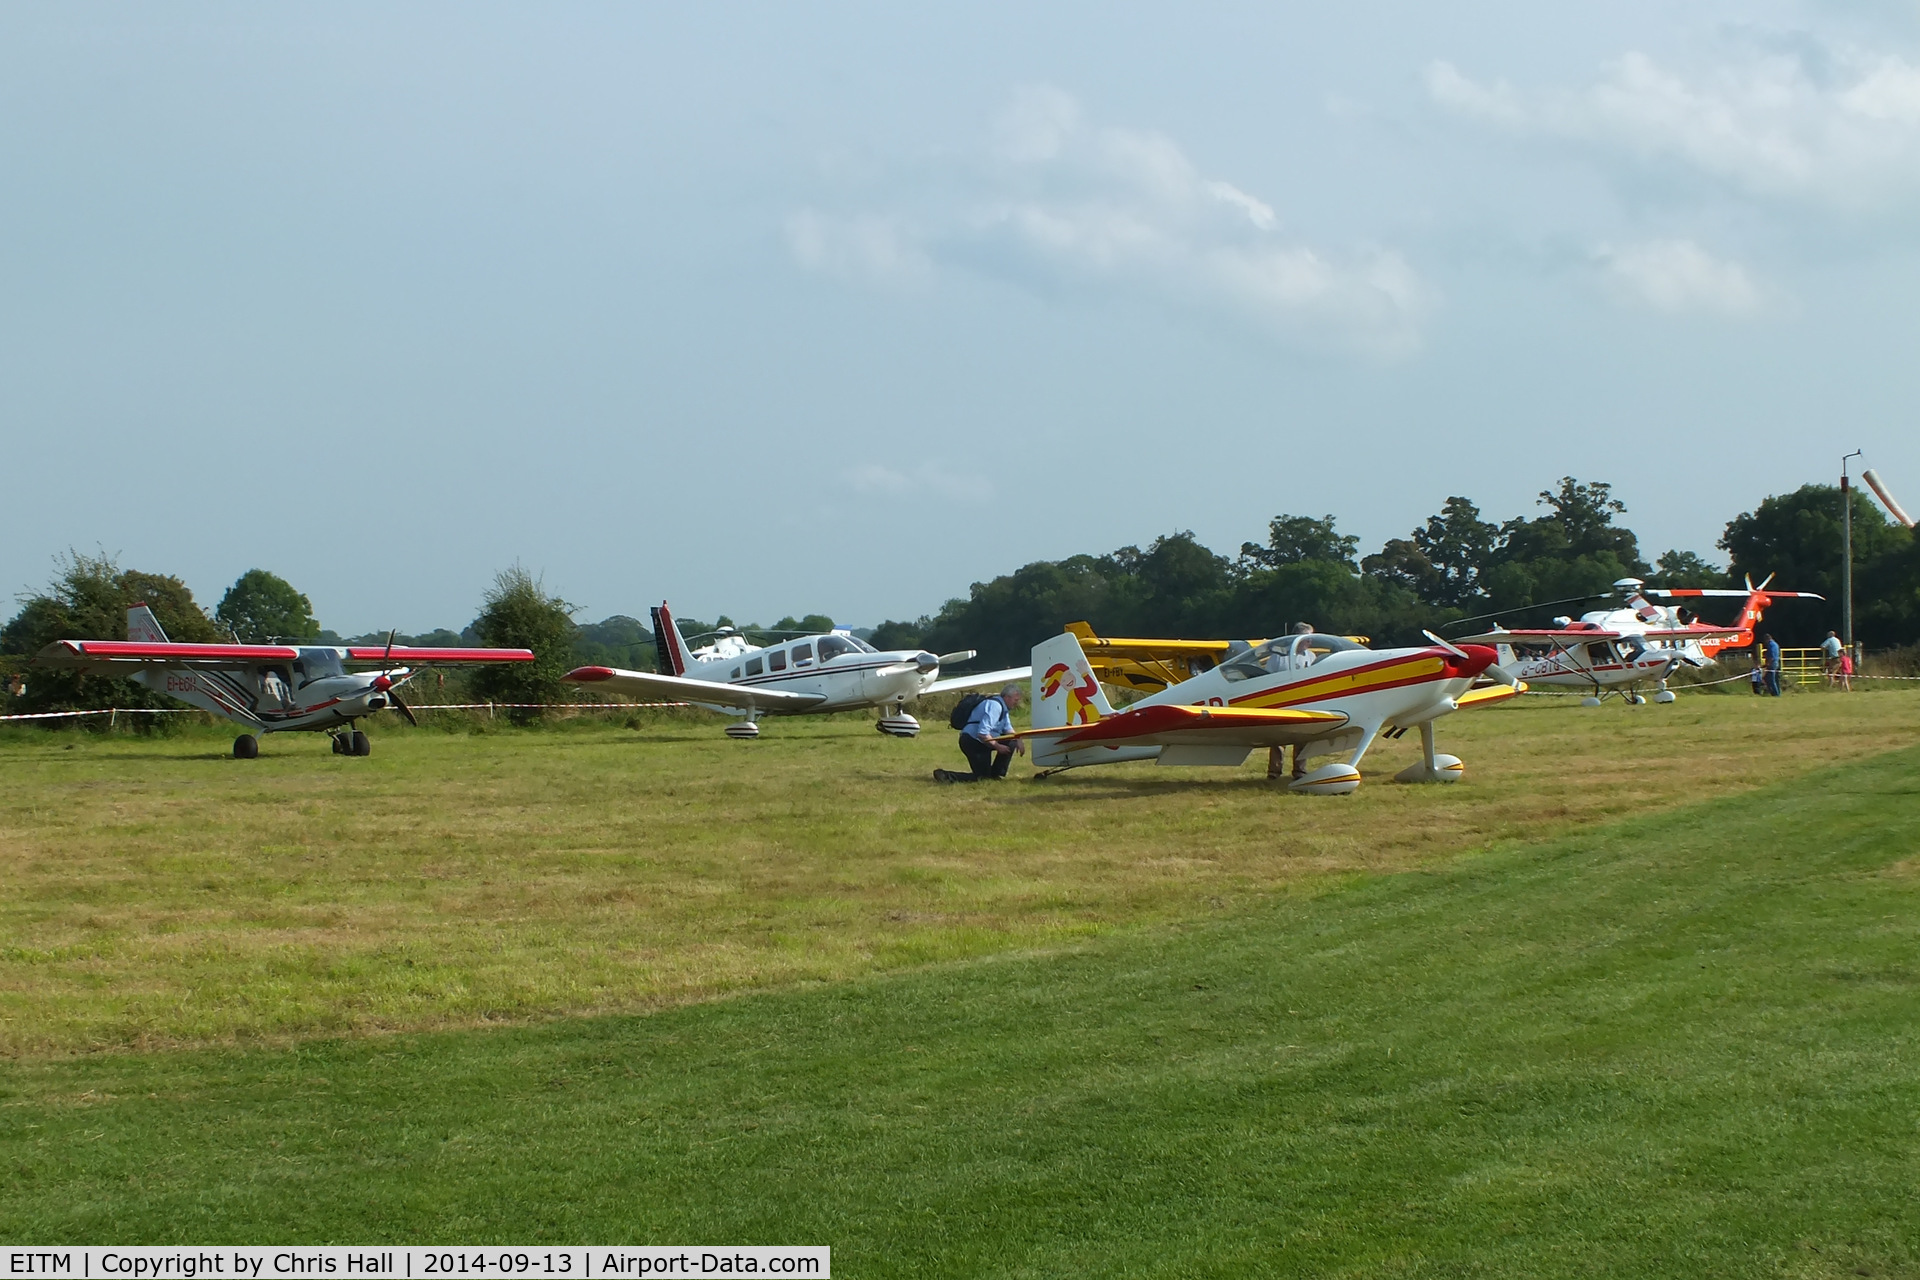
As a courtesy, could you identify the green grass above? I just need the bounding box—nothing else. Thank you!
[4,694,1917,1055]
[5,739,1920,1274]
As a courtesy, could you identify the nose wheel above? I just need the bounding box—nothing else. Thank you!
[331,729,372,756]
[877,698,922,738]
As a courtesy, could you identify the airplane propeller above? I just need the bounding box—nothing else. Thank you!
[1423,629,1520,688]
[372,629,419,725]
[876,651,944,678]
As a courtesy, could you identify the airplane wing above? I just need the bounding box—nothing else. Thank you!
[1450,628,1624,645]
[33,640,303,670]
[1632,627,1747,642]
[1013,702,1348,749]
[922,666,1031,696]
[344,646,533,665]
[1646,588,1824,599]
[1457,682,1528,709]
[561,665,827,711]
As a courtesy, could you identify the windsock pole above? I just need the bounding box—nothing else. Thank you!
[1842,450,1862,652]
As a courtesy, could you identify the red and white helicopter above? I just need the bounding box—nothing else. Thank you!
[1012,628,1525,794]
[1451,575,1822,705]
[562,602,1028,738]
[31,604,534,757]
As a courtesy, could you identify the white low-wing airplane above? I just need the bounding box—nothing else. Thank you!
[31,604,535,757]
[561,602,1029,738]
[1012,628,1525,794]
[1452,575,1822,705]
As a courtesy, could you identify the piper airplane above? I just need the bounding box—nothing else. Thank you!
[1012,628,1525,795]
[31,604,535,757]
[561,602,1029,738]
[1452,576,1821,705]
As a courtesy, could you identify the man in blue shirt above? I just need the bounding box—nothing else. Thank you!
[934,683,1025,783]
[1761,632,1782,696]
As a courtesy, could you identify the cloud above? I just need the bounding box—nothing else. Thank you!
[785,210,930,286]
[790,87,1430,357]
[1595,239,1765,316]
[845,462,993,504]
[1427,43,1920,211]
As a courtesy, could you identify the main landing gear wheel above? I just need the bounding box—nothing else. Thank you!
[233,734,258,759]
[351,730,371,757]
[1626,694,1647,705]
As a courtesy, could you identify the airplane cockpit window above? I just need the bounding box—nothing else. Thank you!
[844,634,877,653]
[1586,642,1614,665]
[1621,637,1648,660]
[791,643,813,666]
[1218,634,1361,682]
[745,657,764,677]
[817,635,856,663]
[768,650,787,673]
[293,648,344,685]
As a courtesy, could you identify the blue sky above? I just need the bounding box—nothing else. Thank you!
[4,3,1918,632]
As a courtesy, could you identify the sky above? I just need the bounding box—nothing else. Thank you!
[4,3,1919,633]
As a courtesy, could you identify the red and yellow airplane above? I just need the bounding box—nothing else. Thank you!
[1016,628,1523,794]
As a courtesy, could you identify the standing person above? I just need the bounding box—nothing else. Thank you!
[1838,646,1855,692]
[1761,632,1783,696]
[1268,622,1317,782]
[1822,630,1843,687]
[934,683,1025,783]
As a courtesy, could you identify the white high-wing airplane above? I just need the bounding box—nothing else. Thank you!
[561,602,1029,738]
[1012,628,1525,794]
[31,604,534,757]
[1452,576,1822,705]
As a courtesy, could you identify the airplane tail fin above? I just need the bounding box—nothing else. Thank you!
[650,602,693,675]
[1029,631,1115,731]
[126,603,170,644]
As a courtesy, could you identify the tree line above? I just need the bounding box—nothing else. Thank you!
[870,477,1920,667]
[4,475,1916,718]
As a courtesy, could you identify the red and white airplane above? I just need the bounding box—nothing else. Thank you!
[1452,575,1822,705]
[562,602,1027,738]
[31,604,534,757]
[1013,628,1525,794]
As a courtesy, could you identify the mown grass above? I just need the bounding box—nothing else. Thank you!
[2,693,1918,1056]
[4,741,1919,1274]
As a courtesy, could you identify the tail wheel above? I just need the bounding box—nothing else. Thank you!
[351,731,371,757]
[233,734,259,759]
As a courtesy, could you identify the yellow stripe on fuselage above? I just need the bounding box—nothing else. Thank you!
[1230,655,1447,710]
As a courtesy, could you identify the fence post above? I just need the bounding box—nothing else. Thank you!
[488,701,495,721]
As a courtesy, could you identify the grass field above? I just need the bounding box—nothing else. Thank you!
[3,709,1919,1271]
[3,693,1917,1056]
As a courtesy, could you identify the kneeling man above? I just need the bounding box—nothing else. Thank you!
[935,683,1025,783]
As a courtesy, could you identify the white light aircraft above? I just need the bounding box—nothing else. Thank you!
[562,602,1029,738]
[1012,628,1525,794]
[31,604,535,757]
[1451,576,1822,705]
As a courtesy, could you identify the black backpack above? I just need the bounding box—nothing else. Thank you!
[949,692,996,731]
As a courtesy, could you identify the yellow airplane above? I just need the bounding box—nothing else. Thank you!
[1064,621,1369,695]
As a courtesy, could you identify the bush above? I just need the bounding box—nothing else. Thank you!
[465,566,577,722]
